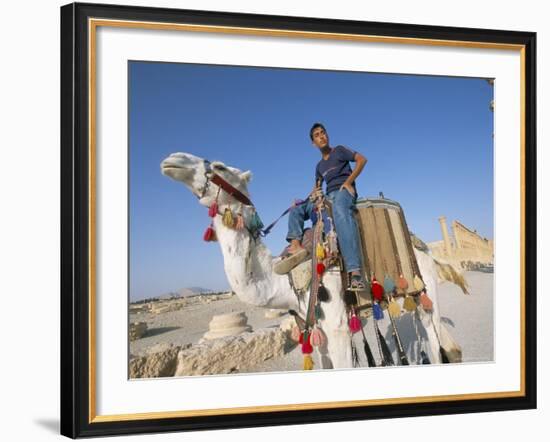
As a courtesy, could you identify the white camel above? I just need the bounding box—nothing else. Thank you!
[161,152,464,369]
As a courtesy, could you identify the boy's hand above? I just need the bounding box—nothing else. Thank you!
[340,181,356,197]
[309,186,323,201]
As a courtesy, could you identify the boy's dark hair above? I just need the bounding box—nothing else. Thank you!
[309,122,326,140]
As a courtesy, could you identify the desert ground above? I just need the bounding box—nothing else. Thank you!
[129,270,493,377]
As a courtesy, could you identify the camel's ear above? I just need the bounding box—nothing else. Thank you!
[240,170,253,183]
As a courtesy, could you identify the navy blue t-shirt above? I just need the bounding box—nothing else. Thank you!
[315,145,357,195]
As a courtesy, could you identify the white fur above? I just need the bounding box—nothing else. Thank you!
[161,152,461,369]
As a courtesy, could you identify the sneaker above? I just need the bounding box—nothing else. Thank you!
[348,274,366,291]
[273,247,308,275]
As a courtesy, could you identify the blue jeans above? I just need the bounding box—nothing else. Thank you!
[286,189,362,273]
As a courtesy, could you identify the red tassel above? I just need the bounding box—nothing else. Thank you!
[371,278,384,301]
[203,225,217,242]
[316,262,326,275]
[301,333,313,354]
[208,201,218,218]
[349,313,362,334]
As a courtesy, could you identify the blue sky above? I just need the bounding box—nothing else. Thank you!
[129,61,493,300]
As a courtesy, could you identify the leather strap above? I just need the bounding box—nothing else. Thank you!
[210,173,253,206]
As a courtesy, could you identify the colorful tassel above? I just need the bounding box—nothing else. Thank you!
[349,312,362,333]
[316,243,325,260]
[316,262,326,275]
[247,209,264,232]
[235,213,245,230]
[311,326,326,347]
[373,302,384,320]
[290,326,301,342]
[388,299,401,318]
[420,290,433,311]
[208,201,218,218]
[371,278,384,301]
[403,295,417,312]
[413,274,425,291]
[222,207,235,228]
[343,290,357,306]
[301,332,313,354]
[203,224,217,242]
[303,354,314,370]
[321,210,331,235]
[397,274,409,291]
[383,275,396,293]
[317,284,329,302]
[314,303,323,320]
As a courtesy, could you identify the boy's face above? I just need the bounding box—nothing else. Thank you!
[311,126,329,149]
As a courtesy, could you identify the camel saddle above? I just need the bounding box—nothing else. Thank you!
[354,193,424,307]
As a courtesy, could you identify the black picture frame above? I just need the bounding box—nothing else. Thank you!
[60,2,537,438]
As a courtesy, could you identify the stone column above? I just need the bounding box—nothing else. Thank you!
[203,312,252,340]
[451,221,462,250]
[438,216,452,256]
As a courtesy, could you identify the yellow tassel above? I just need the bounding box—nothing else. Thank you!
[413,274,425,291]
[388,300,401,318]
[403,295,417,312]
[222,208,234,228]
[303,354,314,370]
[316,243,325,260]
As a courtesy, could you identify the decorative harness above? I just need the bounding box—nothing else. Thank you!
[198,159,308,240]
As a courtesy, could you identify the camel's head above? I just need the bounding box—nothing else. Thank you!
[161,152,253,208]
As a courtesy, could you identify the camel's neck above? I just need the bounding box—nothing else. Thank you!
[212,216,298,310]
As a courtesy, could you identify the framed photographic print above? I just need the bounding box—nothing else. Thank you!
[60,2,537,438]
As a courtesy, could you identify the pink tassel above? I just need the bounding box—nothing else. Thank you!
[310,327,326,347]
[420,290,433,311]
[397,274,409,291]
[203,224,217,242]
[235,213,244,230]
[208,201,218,218]
[349,312,362,334]
[290,326,301,342]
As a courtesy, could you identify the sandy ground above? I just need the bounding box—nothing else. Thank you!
[130,270,493,373]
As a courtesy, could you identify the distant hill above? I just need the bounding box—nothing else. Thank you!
[177,287,217,298]
[187,286,214,294]
[136,287,223,303]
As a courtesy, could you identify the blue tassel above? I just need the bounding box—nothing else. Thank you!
[373,303,384,320]
[383,275,396,293]
[321,209,331,235]
[311,209,318,225]
[314,304,323,320]
[247,210,264,232]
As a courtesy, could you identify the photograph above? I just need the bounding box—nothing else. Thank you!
[128,61,495,378]
[1,0,545,439]
[59,2,536,437]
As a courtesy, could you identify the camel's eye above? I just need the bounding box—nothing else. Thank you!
[211,162,228,173]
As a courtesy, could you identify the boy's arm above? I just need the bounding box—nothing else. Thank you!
[340,152,367,196]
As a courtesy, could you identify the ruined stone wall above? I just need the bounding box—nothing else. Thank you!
[427,218,493,270]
